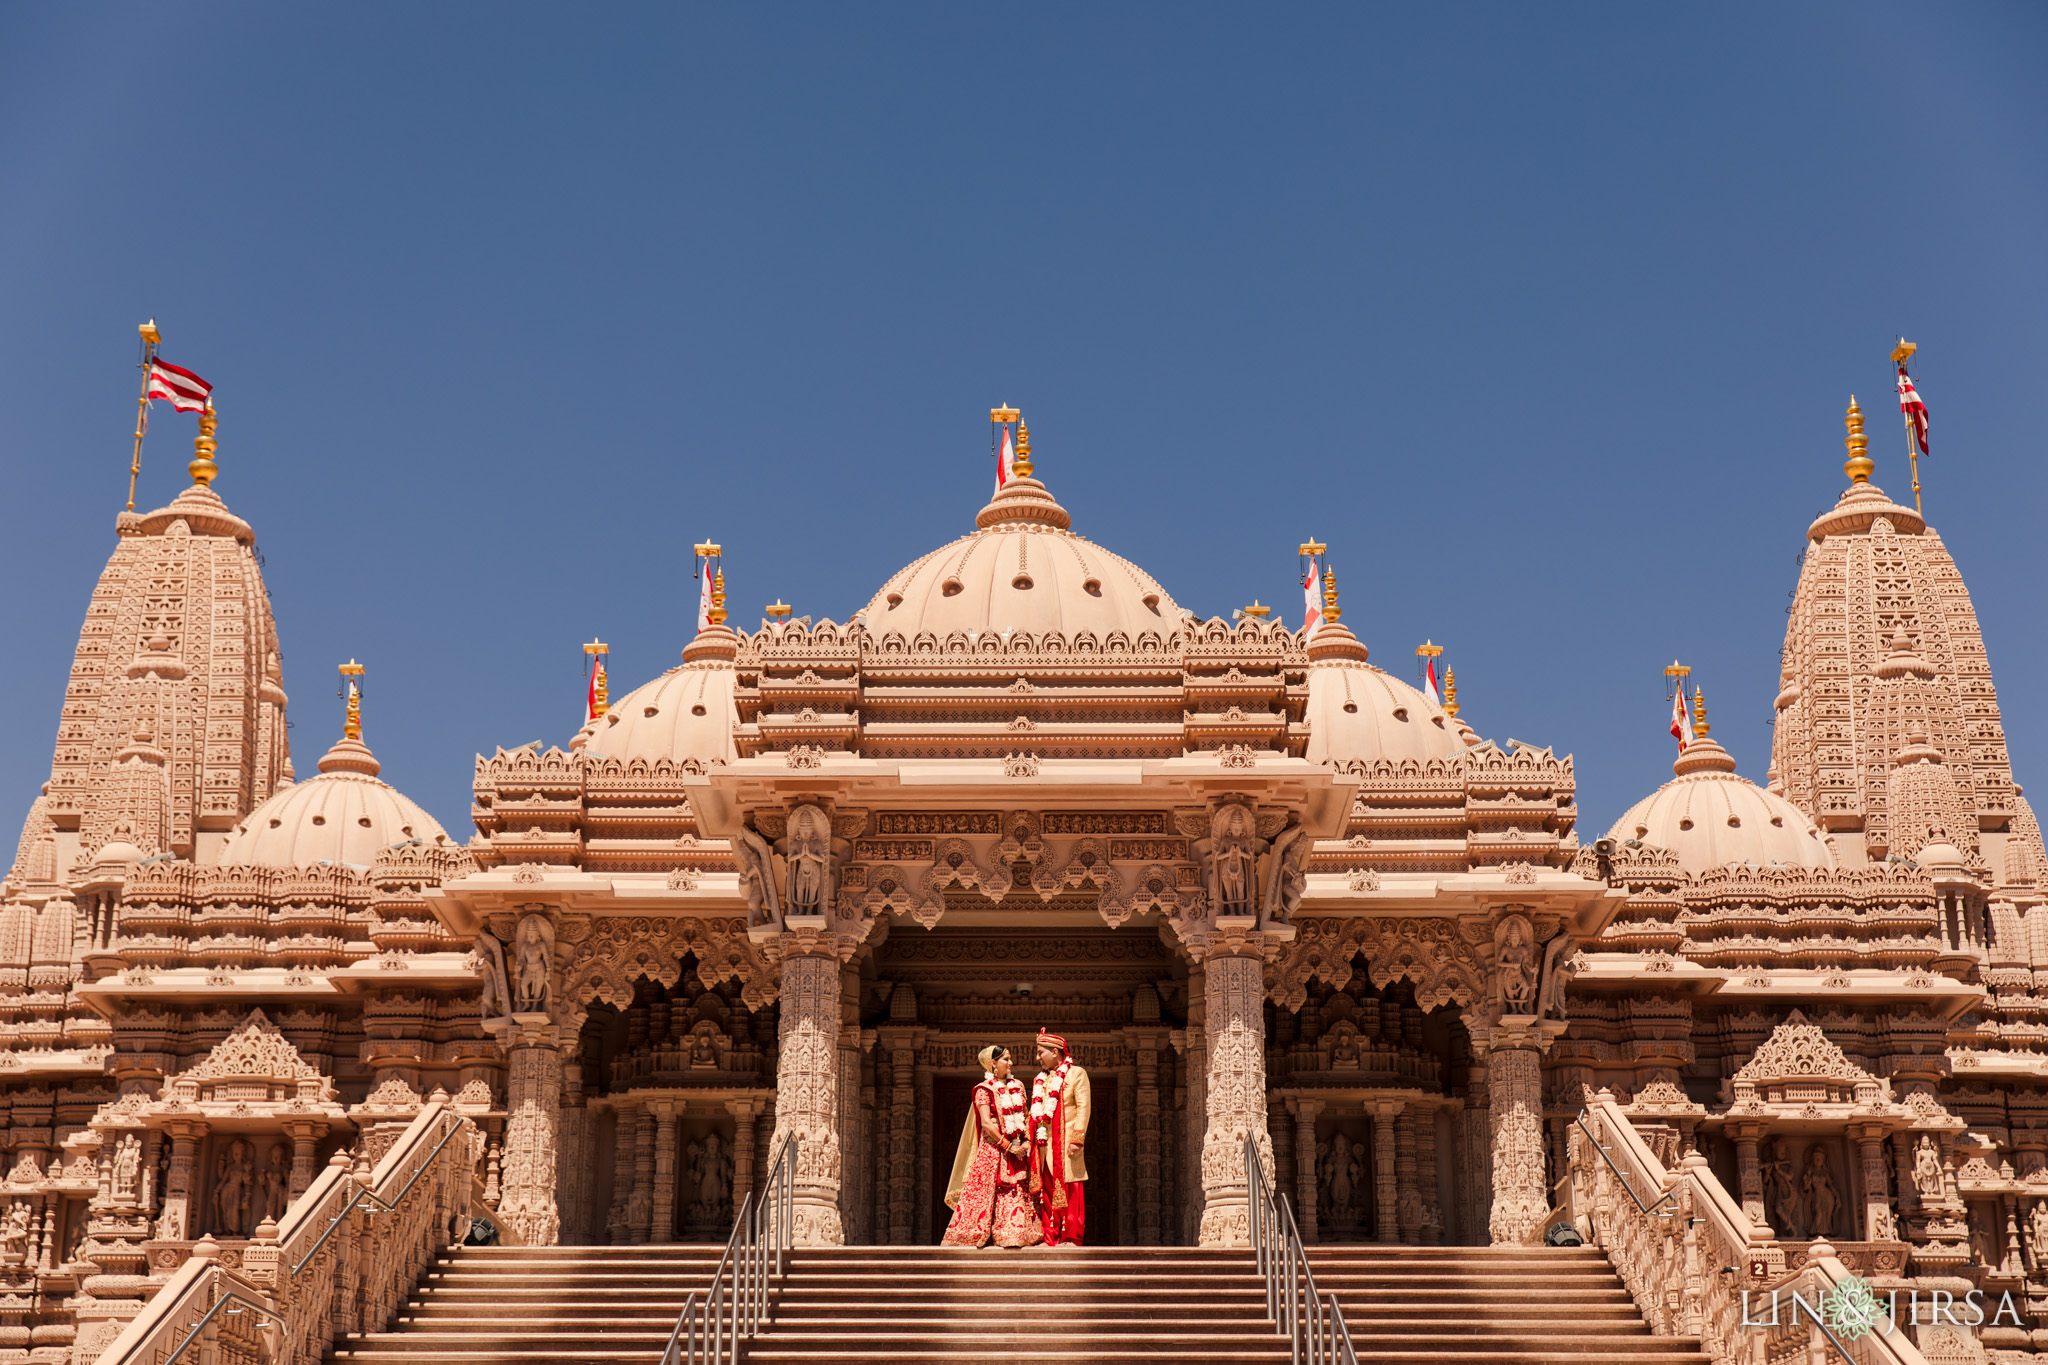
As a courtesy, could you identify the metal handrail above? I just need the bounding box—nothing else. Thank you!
[1245,1134,1359,1365]
[661,1134,798,1365]
[162,1279,277,1365]
[1574,1108,1678,1219]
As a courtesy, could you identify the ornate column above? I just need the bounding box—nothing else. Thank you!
[1416,1104,1442,1244]
[1848,1122,1895,1240]
[605,1102,639,1243]
[879,1024,918,1244]
[557,1061,592,1245]
[650,1101,679,1243]
[1196,944,1274,1247]
[159,1121,204,1242]
[1120,1064,1139,1245]
[631,1108,656,1242]
[1471,1017,1565,1245]
[1730,1122,1768,1229]
[1369,1101,1401,1243]
[837,1024,865,1244]
[727,1098,759,1217]
[1135,1029,1166,1244]
[913,1061,934,1244]
[770,949,847,1246]
[281,1120,323,1204]
[1395,1108,1421,1244]
[1290,1098,1323,1244]
[499,1015,564,1245]
[1183,965,1207,1244]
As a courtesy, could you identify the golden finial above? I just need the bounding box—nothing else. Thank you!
[1298,538,1328,558]
[1692,684,1709,740]
[189,404,219,488]
[1014,419,1034,478]
[584,640,609,718]
[1664,660,1692,683]
[1443,668,1459,718]
[337,659,365,740]
[1235,600,1270,620]
[1322,563,1341,623]
[990,404,1020,424]
[1843,395,1873,486]
[710,567,728,625]
[1891,338,1917,365]
[1416,640,1443,660]
[766,600,792,618]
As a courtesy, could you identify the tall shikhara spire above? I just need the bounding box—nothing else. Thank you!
[1770,394,2034,874]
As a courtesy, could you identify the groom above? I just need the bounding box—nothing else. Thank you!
[1028,1028,1090,1246]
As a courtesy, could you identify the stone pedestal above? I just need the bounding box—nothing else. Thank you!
[498,1014,563,1245]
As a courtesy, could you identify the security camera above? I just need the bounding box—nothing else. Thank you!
[1014,982,1033,997]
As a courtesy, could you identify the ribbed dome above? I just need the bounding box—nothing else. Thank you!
[1302,623,1466,766]
[859,476,1182,642]
[218,734,449,867]
[1608,736,1834,874]
[581,629,740,766]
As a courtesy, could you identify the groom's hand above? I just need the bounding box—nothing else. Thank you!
[1067,1143,1082,1166]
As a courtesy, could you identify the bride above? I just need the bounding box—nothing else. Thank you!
[940,1044,1044,1248]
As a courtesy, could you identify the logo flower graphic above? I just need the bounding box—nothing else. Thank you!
[1823,1275,1890,1340]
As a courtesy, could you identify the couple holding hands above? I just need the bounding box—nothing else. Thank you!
[940,1028,1090,1249]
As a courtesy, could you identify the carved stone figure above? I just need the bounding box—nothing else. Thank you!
[1535,933,1577,1020]
[215,1138,255,1237]
[474,929,513,1026]
[1914,1136,1946,1201]
[1762,1138,1804,1237]
[1204,804,1259,918]
[258,1142,290,1223]
[513,913,554,1013]
[2029,1200,2048,1272]
[733,821,784,930]
[1328,1136,1358,1223]
[1495,916,1537,1015]
[112,1132,141,1201]
[687,1133,734,1225]
[690,1029,718,1068]
[784,804,834,916]
[1801,1146,1840,1239]
[1257,818,1308,927]
[0,1201,29,1262]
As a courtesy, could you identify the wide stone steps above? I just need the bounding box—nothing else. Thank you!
[329,1241,1710,1365]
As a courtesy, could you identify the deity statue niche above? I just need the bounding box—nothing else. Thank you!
[732,821,784,930]
[685,1133,735,1230]
[257,1142,290,1224]
[1914,1135,1946,1201]
[474,928,514,1028]
[112,1133,142,1203]
[783,804,835,917]
[213,1138,256,1238]
[1763,1138,1804,1236]
[0,1200,30,1264]
[1494,915,1538,1016]
[1257,817,1309,927]
[1202,803,1260,919]
[513,913,555,1013]
[1801,1145,1843,1240]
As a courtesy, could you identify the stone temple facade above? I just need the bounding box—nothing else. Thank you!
[3,391,2047,1361]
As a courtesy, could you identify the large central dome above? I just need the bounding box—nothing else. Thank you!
[859,475,1183,640]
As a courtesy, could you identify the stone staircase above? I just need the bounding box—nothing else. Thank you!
[328,1241,1709,1364]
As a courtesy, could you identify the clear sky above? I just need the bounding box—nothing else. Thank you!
[2,5,2044,842]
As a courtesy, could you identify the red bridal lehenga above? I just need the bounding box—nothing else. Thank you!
[940,1071,1043,1248]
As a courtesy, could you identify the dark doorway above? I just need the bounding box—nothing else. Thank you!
[927,1073,1121,1245]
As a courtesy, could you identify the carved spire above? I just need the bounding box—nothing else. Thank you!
[189,404,220,488]
[1843,395,1872,487]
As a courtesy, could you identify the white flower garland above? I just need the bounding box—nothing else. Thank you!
[1029,1059,1072,1143]
[984,1074,1029,1139]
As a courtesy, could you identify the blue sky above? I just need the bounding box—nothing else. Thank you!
[2,5,2044,840]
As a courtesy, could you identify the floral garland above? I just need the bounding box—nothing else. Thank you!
[984,1072,1029,1139]
[1029,1059,1072,1143]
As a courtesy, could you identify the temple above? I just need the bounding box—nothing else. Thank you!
[4,388,2047,1364]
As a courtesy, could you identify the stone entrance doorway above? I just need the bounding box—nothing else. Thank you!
[929,1074,1122,1245]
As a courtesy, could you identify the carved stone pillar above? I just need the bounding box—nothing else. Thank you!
[281,1120,323,1204]
[1120,1065,1139,1246]
[1135,1032,1165,1245]
[1197,950,1272,1247]
[913,1062,934,1244]
[650,1102,679,1243]
[1731,1123,1768,1230]
[1270,1093,1294,1238]
[499,1017,563,1245]
[1848,1123,1894,1240]
[727,1099,759,1217]
[557,1062,591,1245]
[1184,965,1207,1245]
[771,951,846,1246]
[1473,1018,1563,1246]
[1369,1101,1401,1244]
[1395,1109,1421,1244]
[606,1103,639,1243]
[1291,1098,1323,1244]
[631,1108,656,1243]
[160,1122,204,1242]
[838,1024,865,1244]
[880,1026,917,1244]
[1416,1106,1442,1244]
[1458,1106,1492,1244]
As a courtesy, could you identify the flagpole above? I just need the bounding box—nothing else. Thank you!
[127,320,161,511]
[1893,338,1921,516]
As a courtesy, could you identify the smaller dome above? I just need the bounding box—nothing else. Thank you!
[1303,623,1467,767]
[219,734,449,868]
[1608,735,1834,874]
[581,627,740,767]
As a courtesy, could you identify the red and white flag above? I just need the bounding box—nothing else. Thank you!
[1897,364,1929,457]
[146,359,212,414]
[1670,687,1693,753]
[1302,561,1323,637]
[992,427,1016,497]
[1422,655,1441,707]
[696,568,715,634]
